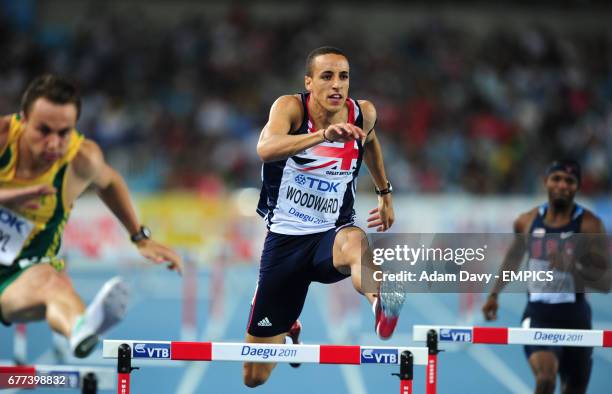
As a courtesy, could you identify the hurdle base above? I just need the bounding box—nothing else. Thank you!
[391,350,414,394]
[117,344,139,394]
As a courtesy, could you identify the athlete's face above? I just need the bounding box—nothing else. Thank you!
[545,170,578,208]
[22,98,76,164]
[305,53,350,113]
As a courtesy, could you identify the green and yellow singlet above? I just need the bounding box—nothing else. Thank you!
[0,113,83,264]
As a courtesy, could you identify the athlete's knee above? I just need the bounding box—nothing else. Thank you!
[338,228,368,259]
[243,374,267,388]
[243,363,270,388]
[534,372,556,394]
[40,271,72,295]
[36,266,73,291]
[346,228,368,246]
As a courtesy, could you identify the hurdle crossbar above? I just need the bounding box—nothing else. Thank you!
[103,340,429,365]
[413,325,612,347]
[0,363,115,392]
[103,340,435,394]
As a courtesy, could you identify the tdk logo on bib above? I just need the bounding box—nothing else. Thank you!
[294,175,339,192]
[133,343,170,359]
[439,328,472,342]
[360,348,398,364]
[0,208,28,235]
[295,174,307,185]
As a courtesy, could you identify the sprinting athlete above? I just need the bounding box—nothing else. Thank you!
[483,159,609,394]
[0,75,182,358]
[244,46,401,387]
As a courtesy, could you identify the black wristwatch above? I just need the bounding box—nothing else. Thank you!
[130,226,152,243]
[375,181,393,196]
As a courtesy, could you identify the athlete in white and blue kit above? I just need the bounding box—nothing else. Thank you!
[243,47,400,387]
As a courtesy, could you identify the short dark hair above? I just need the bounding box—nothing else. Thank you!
[305,46,348,76]
[546,159,581,184]
[21,74,81,119]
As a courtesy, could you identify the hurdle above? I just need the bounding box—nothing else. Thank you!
[412,324,611,390]
[103,339,440,393]
[413,325,612,347]
[0,363,115,393]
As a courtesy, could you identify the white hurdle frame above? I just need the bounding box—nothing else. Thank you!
[413,324,612,392]
[413,325,612,347]
[103,339,438,394]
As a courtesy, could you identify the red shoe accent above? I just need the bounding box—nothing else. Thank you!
[375,296,399,340]
[288,320,302,368]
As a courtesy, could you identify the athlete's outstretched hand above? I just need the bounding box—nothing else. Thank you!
[482,294,498,321]
[323,123,366,143]
[136,239,183,274]
[367,195,394,232]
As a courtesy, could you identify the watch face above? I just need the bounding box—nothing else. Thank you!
[142,226,152,238]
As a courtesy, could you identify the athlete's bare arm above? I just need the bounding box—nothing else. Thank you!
[360,100,394,232]
[68,139,183,273]
[578,211,610,292]
[581,210,606,234]
[0,185,56,206]
[483,209,537,320]
[257,95,365,162]
[360,100,388,190]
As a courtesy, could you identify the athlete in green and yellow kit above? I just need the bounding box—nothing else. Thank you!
[0,75,182,358]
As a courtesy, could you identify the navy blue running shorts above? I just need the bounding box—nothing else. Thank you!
[522,296,592,388]
[247,227,351,337]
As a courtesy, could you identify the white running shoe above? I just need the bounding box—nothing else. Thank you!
[70,276,129,358]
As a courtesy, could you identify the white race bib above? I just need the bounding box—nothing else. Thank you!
[527,258,576,303]
[0,206,35,266]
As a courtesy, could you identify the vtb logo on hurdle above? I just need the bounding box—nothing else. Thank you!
[360,348,398,364]
[133,343,171,359]
[439,329,472,342]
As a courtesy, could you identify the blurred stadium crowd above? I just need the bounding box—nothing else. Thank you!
[1,1,611,195]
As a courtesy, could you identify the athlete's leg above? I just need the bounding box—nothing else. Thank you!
[1,263,128,358]
[331,226,404,338]
[242,332,286,388]
[559,346,592,394]
[0,264,84,336]
[528,351,558,394]
[332,226,376,303]
[243,231,311,387]
[561,383,588,394]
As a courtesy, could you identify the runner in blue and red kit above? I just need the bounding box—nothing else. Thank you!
[243,46,403,388]
[483,160,609,394]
